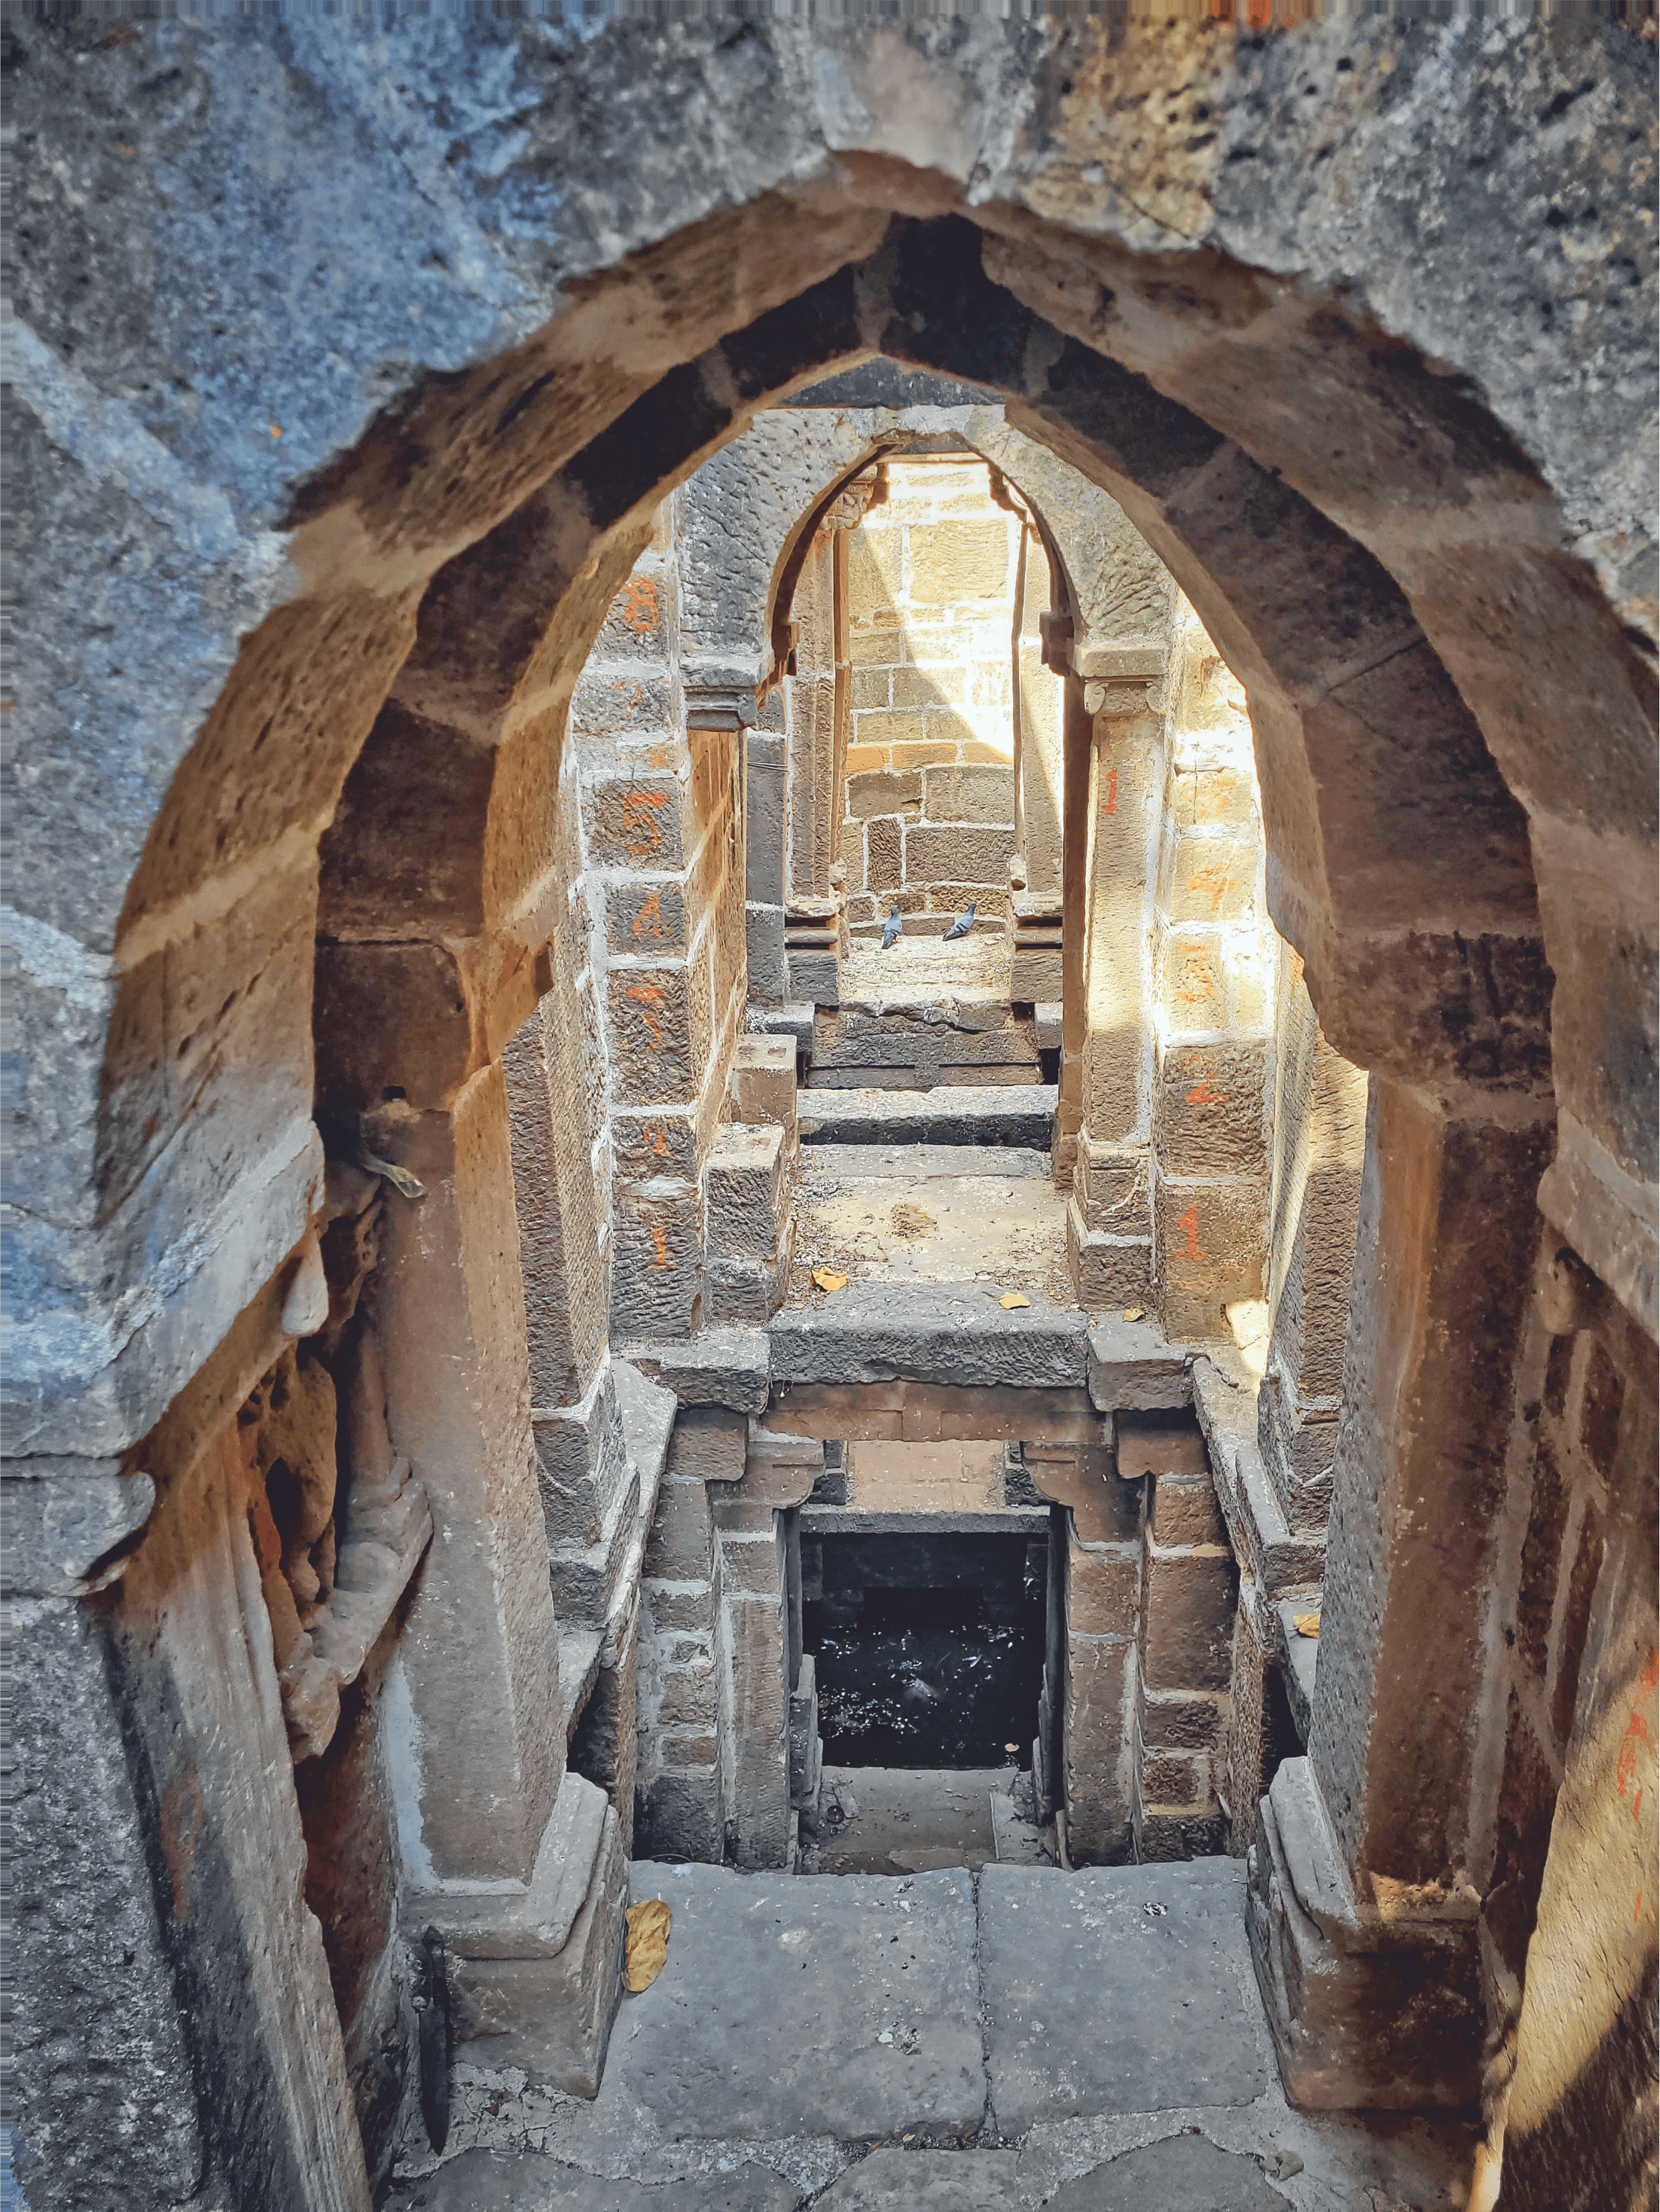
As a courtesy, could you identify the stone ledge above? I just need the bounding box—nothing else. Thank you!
[617,1329,770,1413]
[798,1084,1055,1148]
[770,1280,1089,1390]
[801,1506,1048,1536]
[1085,1316,1192,1411]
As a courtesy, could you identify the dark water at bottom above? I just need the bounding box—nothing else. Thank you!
[806,1586,1044,1769]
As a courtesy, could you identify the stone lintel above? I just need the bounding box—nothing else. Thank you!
[764,1378,1105,1444]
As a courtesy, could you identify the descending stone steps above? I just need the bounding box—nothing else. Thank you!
[797,1085,1056,1149]
[388,1859,1473,2210]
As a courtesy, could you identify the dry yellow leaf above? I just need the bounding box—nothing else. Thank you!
[998,1292,1030,1309]
[624,1899,672,1993]
[1122,1308,1146,1322]
[1293,1613,1321,1639]
[812,1268,848,1294]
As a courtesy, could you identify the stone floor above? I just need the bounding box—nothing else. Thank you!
[787,1144,1071,1307]
[386,1859,1474,2212]
[809,1766,1014,1874]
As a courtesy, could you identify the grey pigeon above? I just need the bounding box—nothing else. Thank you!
[880,904,902,950]
[941,902,977,941]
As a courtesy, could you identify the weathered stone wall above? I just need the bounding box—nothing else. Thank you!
[7,19,1655,2201]
[568,498,754,1344]
[840,460,1024,936]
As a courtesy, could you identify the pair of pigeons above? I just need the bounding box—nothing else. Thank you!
[881,902,976,949]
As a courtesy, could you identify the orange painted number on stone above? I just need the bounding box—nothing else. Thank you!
[633,890,666,940]
[1188,862,1234,914]
[642,1126,668,1157]
[1100,767,1118,816]
[1177,1205,1208,1261]
[649,1223,671,1272]
[1186,1082,1228,1106]
[626,983,664,1047]
[621,577,658,632]
[621,791,667,859]
[1176,952,1214,1006]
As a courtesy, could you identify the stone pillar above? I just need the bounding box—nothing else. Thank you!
[713,1427,822,1870]
[1055,677,1091,1187]
[1065,662,1164,1302]
[1259,957,1368,1534]
[1248,1078,1556,2108]
[366,1076,565,1888]
[635,1407,746,1862]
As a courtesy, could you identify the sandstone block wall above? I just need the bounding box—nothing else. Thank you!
[839,460,1026,936]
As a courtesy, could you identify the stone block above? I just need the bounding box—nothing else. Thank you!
[1141,1548,1238,1692]
[531,1365,630,1546]
[715,1527,784,1598]
[1140,1748,1211,1806]
[746,904,787,1001]
[1172,764,1256,828]
[1067,1198,1155,1314]
[904,824,1014,884]
[446,1801,627,2096]
[921,765,1017,825]
[845,770,923,818]
[769,1280,1089,1391]
[1065,1540,1140,1640]
[1026,1443,1139,1546]
[1149,1470,1229,1549]
[610,1184,701,1340]
[1155,1182,1267,1342]
[606,876,688,953]
[787,948,839,1005]
[705,1122,786,1261]
[705,1243,792,1328]
[1061,1637,1133,1864]
[606,966,694,1103]
[620,1330,770,1414]
[642,1478,714,1585]
[866,815,903,891]
[729,1035,797,1138]
[909,521,1009,604]
[980,1860,1265,2130]
[741,1428,824,1506]
[1139,1689,1228,1750]
[585,774,685,870]
[1117,1411,1210,1481]
[1162,827,1255,925]
[1134,1808,1227,1861]
[314,940,470,1114]
[1156,1042,1270,1177]
[666,1404,749,1484]
[636,1769,724,1865]
[789,1655,820,1810]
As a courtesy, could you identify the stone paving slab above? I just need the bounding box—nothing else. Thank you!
[978,1859,1270,2133]
[815,2147,1020,2207]
[610,1863,986,2142]
[771,1281,1088,1389]
[392,2146,801,2210]
[1042,2132,1291,2209]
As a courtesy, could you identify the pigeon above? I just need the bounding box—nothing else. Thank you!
[880,904,903,950]
[941,902,977,941]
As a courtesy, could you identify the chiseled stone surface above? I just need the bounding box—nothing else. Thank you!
[606,1863,986,2142]
[391,2147,800,2209]
[979,1859,1269,2133]
[814,2147,1020,2209]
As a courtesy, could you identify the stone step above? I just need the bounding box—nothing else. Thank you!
[797,1085,1056,1150]
[387,1853,1475,2209]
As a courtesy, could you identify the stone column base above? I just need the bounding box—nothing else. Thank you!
[1247,1761,1481,2110]
[411,1771,628,2098]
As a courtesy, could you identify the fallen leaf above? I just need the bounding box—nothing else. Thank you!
[812,1268,848,1294]
[1122,1307,1146,1322]
[998,1292,1030,1309]
[1293,1613,1321,1639]
[624,1899,671,1993]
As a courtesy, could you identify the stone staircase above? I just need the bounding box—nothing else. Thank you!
[387,1858,1471,2210]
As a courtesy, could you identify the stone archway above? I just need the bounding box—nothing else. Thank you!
[9,25,1653,2209]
